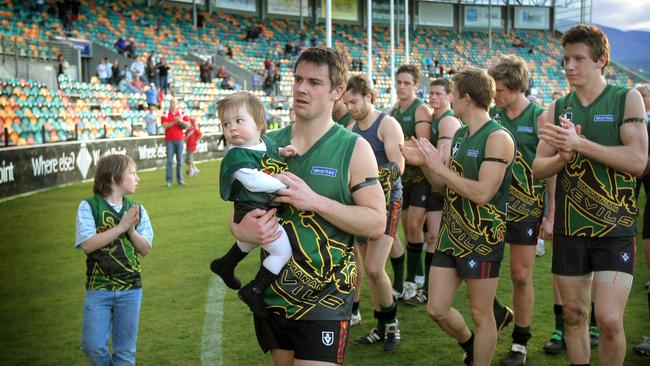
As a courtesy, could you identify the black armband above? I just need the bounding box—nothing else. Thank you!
[351,177,380,193]
[483,157,509,165]
[622,117,647,124]
[437,136,452,140]
[415,120,432,125]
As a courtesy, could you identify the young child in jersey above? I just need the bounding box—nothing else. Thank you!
[185,117,203,176]
[75,154,153,365]
[210,91,296,317]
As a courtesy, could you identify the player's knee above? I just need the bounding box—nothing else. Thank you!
[426,302,447,322]
[563,303,588,326]
[596,312,623,337]
[425,232,438,247]
[406,220,423,239]
[510,266,532,288]
[364,261,384,280]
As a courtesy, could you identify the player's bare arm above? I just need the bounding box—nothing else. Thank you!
[379,115,406,174]
[414,104,433,141]
[437,115,462,160]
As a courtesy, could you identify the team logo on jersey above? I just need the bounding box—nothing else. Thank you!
[561,112,573,122]
[492,112,501,120]
[527,228,534,237]
[594,114,615,123]
[620,251,631,263]
[517,126,534,133]
[452,142,461,158]
[311,166,337,177]
[467,149,479,158]
[322,331,334,346]
[468,259,477,269]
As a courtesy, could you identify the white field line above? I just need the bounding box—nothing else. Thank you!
[201,276,226,366]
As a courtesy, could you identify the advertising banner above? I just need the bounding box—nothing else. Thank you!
[320,0,358,21]
[0,134,225,200]
[417,2,454,27]
[52,36,93,58]
[215,0,256,12]
[372,0,405,23]
[268,0,310,16]
[514,6,550,30]
[464,5,503,29]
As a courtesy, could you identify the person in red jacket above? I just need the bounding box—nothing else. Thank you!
[185,117,203,177]
[161,97,189,187]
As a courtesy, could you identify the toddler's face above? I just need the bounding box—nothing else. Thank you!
[221,104,260,147]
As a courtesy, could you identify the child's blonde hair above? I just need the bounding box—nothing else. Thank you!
[93,154,136,196]
[217,92,267,134]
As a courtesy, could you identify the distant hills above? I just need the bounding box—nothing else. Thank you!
[598,24,650,79]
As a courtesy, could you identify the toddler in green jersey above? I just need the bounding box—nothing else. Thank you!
[210,92,296,317]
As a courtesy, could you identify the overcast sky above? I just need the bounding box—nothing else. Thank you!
[591,0,650,31]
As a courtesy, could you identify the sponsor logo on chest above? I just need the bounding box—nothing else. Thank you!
[517,126,534,133]
[311,166,338,177]
[467,149,480,158]
[594,114,616,123]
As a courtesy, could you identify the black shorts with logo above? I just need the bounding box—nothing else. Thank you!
[426,190,444,212]
[431,251,501,279]
[401,180,429,209]
[552,234,636,276]
[254,314,349,364]
[505,221,541,245]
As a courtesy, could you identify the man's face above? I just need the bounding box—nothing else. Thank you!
[452,86,468,120]
[293,61,341,122]
[342,91,371,121]
[493,80,519,109]
[563,42,605,88]
[396,72,417,101]
[428,85,451,110]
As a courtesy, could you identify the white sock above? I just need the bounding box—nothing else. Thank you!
[261,227,292,274]
[236,240,256,253]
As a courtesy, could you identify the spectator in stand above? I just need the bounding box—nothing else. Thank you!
[156,57,170,95]
[55,53,68,86]
[114,37,127,55]
[284,42,294,58]
[184,118,202,177]
[225,44,233,59]
[111,59,120,85]
[217,66,227,79]
[221,77,235,90]
[121,64,132,82]
[161,97,189,187]
[263,70,274,96]
[217,42,225,56]
[145,83,158,108]
[199,60,207,83]
[146,52,158,87]
[251,70,263,91]
[272,68,281,96]
[263,57,272,72]
[424,55,433,77]
[144,104,158,136]
[118,76,139,94]
[131,76,144,93]
[97,58,109,84]
[125,37,137,59]
[130,56,146,83]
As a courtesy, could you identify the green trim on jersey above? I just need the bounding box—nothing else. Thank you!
[219,135,287,205]
[84,194,142,291]
[553,84,637,237]
[334,112,352,127]
[431,109,455,147]
[392,98,430,184]
[265,123,358,321]
[491,103,546,222]
[437,120,514,261]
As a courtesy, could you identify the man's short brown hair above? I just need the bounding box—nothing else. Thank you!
[217,91,267,134]
[561,24,610,73]
[488,55,529,93]
[93,154,136,197]
[294,47,349,91]
[396,64,421,84]
[452,68,495,111]
[430,78,453,94]
[346,74,376,104]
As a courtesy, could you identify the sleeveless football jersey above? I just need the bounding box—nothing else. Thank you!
[553,84,637,237]
[334,112,352,126]
[264,123,358,320]
[84,194,142,291]
[219,135,288,205]
[431,109,456,147]
[491,103,546,222]
[392,99,429,184]
[437,120,514,261]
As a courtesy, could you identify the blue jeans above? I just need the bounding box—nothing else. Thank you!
[82,289,143,366]
[166,139,184,185]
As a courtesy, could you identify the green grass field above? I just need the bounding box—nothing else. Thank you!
[0,160,648,365]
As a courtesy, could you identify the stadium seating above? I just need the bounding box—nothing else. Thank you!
[0,0,644,146]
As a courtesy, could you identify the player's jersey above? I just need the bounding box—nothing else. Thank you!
[554,84,637,237]
[431,109,456,147]
[264,123,358,321]
[334,112,352,127]
[219,135,288,205]
[84,194,141,291]
[437,120,514,261]
[491,103,546,223]
[392,98,429,184]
